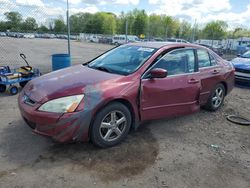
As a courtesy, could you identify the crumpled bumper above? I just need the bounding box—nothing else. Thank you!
[18,92,91,143]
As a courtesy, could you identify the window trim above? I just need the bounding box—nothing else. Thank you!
[142,47,198,79]
[197,49,218,69]
[209,52,219,66]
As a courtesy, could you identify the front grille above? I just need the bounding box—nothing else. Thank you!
[235,68,250,74]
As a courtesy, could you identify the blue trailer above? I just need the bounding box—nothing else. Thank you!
[0,54,41,95]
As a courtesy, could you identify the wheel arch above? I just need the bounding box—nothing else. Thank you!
[88,98,139,140]
[220,81,228,95]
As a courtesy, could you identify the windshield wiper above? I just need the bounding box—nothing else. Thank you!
[93,66,113,73]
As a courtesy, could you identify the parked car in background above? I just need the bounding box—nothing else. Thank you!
[41,33,56,39]
[199,44,224,56]
[0,32,6,37]
[18,42,234,148]
[231,50,250,83]
[88,35,99,43]
[99,36,113,44]
[56,34,64,39]
[7,32,24,38]
[112,35,140,45]
[35,33,42,38]
[16,33,24,38]
[23,33,35,39]
[70,35,77,40]
[153,38,164,42]
[166,38,189,43]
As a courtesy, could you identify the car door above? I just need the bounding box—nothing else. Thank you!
[140,48,201,121]
[196,49,223,105]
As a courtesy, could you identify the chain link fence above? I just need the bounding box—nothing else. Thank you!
[1,1,250,73]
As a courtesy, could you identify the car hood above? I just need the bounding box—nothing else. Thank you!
[23,65,122,103]
[231,57,250,70]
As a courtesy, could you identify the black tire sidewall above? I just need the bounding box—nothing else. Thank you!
[91,102,132,148]
[9,86,18,95]
[0,84,6,93]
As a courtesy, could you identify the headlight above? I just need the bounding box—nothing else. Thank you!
[38,94,84,113]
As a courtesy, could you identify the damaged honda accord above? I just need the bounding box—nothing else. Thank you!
[18,42,235,148]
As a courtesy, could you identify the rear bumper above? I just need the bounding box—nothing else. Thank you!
[18,92,90,143]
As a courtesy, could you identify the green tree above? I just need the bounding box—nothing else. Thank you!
[148,14,163,38]
[228,28,250,39]
[132,9,147,36]
[0,21,8,32]
[38,25,49,33]
[116,11,126,34]
[162,16,179,38]
[4,11,23,30]
[22,17,38,32]
[85,12,103,33]
[102,12,117,34]
[178,21,192,40]
[54,18,66,33]
[202,20,228,40]
[126,11,136,35]
[70,12,92,33]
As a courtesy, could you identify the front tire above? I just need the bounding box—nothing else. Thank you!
[9,85,18,95]
[91,102,132,148]
[204,83,225,111]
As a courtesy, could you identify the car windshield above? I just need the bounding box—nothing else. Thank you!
[87,45,157,75]
[242,51,250,58]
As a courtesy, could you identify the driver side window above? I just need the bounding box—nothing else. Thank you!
[153,49,195,76]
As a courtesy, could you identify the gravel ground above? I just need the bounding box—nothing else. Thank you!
[0,37,112,73]
[0,38,249,188]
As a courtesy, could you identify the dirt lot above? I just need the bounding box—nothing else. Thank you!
[0,37,112,73]
[0,38,250,188]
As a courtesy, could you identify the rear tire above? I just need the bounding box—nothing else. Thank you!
[204,83,225,111]
[9,86,18,95]
[0,84,6,93]
[91,102,131,148]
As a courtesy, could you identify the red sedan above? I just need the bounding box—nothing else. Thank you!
[18,42,235,148]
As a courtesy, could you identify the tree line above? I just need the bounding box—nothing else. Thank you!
[0,10,250,40]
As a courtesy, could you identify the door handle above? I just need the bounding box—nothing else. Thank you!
[188,78,199,84]
[212,69,220,74]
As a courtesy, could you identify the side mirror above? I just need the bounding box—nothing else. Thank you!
[149,68,167,79]
[237,54,241,57]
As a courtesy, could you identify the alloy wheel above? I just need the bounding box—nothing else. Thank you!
[212,87,224,108]
[99,110,127,142]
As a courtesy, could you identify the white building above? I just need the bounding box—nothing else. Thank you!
[221,37,250,50]
[195,39,221,47]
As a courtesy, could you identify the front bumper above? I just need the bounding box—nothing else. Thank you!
[18,92,90,143]
[235,71,250,82]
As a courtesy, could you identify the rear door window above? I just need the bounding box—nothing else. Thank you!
[197,50,212,68]
[209,54,217,66]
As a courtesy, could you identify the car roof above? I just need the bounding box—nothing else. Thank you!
[127,42,203,49]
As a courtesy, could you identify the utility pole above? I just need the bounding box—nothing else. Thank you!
[179,25,182,39]
[125,19,128,43]
[67,0,71,55]
[165,26,168,40]
[192,19,197,43]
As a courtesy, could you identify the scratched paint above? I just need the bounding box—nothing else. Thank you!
[32,83,104,143]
